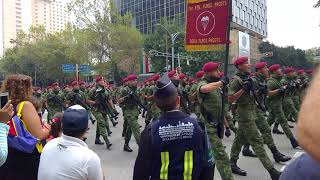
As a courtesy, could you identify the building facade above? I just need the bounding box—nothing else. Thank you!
[116,0,268,63]
[0,0,72,56]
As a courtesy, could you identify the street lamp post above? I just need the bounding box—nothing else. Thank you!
[156,24,180,70]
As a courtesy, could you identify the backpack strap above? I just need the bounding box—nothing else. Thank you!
[17,101,25,118]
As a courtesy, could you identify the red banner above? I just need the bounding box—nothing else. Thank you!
[185,0,229,51]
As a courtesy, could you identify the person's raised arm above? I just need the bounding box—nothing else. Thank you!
[297,69,320,162]
[200,81,223,94]
[21,101,50,140]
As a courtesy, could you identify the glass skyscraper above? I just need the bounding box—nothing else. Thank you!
[115,0,267,37]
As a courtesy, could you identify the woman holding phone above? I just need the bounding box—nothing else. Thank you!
[0,74,51,180]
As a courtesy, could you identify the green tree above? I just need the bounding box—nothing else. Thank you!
[315,0,320,7]
[69,0,143,83]
[0,26,90,86]
[258,41,312,69]
[144,18,224,77]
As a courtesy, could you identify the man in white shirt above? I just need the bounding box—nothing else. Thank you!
[38,105,104,180]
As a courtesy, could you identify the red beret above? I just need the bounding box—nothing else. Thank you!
[168,70,176,78]
[306,69,313,74]
[179,73,186,80]
[189,77,195,82]
[127,74,138,81]
[284,67,295,74]
[254,62,267,69]
[268,64,281,72]
[96,75,103,83]
[79,81,85,86]
[153,74,160,81]
[234,56,249,66]
[195,71,205,78]
[123,77,128,83]
[202,62,220,72]
[70,80,78,86]
[297,69,305,75]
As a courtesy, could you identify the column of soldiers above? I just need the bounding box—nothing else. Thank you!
[31,58,313,180]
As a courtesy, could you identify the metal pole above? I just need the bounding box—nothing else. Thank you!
[171,36,175,70]
[76,64,79,83]
[165,36,168,72]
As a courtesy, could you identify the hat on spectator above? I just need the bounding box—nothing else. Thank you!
[269,64,281,72]
[284,67,295,74]
[127,74,138,81]
[254,62,267,70]
[154,76,177,98]
[62,105,89,134]
[168,70,176,78]
[234,56,249,66]
[195,71,205,78]
[96,75,103,83]
[202,62,220,73]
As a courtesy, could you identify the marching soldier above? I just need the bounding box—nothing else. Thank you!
[144,74,161,125]
[267,64,299,149]
[45,82,66,121]
[197,62,234,180]
[281,68,299,123]
[178,73,191,114]
[228,57,281,179]
[118,74,143,152]
[189,71,204,120]
[249,62,291,163]
[87,76,113,149]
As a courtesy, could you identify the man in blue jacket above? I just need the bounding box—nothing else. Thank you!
[133,75,214,180]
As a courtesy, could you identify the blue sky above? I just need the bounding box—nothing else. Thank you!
[267,0,320,50]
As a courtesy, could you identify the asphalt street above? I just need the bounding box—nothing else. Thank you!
[47,107,303,180]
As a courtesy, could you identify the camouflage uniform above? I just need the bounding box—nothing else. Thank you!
[145,85,161,125]
[197,76,234,180]
[46,90,65,121]
[280,75,299,121]
[267,74,295,141]
[88,87,113,138]
[189,82,201,119]
[178,83,190,114]
[229,71,274,172]
[120,85,141,146]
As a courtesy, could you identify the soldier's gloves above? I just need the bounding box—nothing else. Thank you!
[225,127,231,138]
[220,76,230,86]
[242,81,252,92]
[278,87,286,96]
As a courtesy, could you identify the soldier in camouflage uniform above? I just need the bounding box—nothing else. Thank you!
[228,57,281,179]
[197,62,234,180]
[45,82,66,121]
[144,74,161,125]
[267,64,299,149]
[297,69,310,106]
[178,73,191,114]
[189,71,204,120]
[247,62,291,163]
[119,74,142,152]
[118,77,129,137]
[281,68,299,123]
[87,76,113,149]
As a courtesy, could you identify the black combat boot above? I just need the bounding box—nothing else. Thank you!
[230,159,247,176]
[272,123,284,134]
[268,168,281,180]
[111,119,119,127]
[103,136,112,150]
[270,146,291,163]
[242,144,257,157]
[95,134,104,145]
[124,144,133,152]
[290,137,299,149]
[288,124,294,128]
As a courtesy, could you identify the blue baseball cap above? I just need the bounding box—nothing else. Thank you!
[62,105,88,134]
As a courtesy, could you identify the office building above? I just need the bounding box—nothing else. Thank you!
[116,0,268,63]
